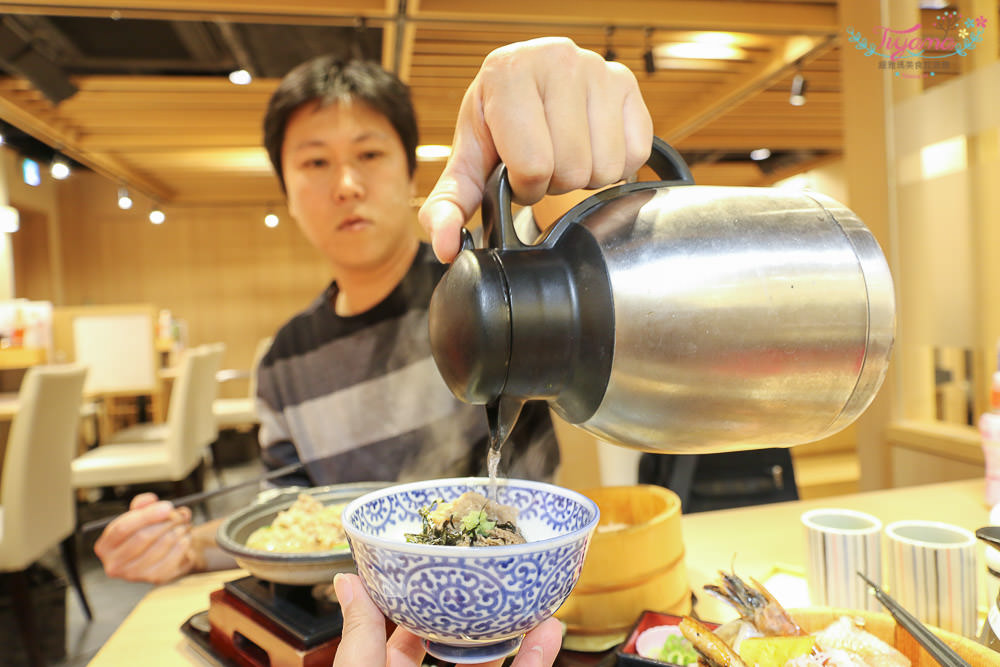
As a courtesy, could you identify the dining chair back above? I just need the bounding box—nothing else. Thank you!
[213,336,272,431]
[185,342,224,473]
[0,364,90,667]
[72,344,221,489]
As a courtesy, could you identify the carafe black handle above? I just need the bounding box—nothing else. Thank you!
[479,136,695,252]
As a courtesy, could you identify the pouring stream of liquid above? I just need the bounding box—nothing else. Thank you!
[485,396,526,500]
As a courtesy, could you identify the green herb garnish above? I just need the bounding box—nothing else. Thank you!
[657,634,697,665]
[461,509,496,536]
[405,500,509,545]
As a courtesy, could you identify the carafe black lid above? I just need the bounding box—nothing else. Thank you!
[428,247,510,405]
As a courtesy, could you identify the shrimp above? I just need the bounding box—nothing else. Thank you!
[703,571,805,637]
[679,616,748,667]
[683,571,912,667]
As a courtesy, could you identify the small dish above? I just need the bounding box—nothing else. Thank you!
[617,611,714,667]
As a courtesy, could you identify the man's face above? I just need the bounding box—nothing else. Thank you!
[281,99,417,273]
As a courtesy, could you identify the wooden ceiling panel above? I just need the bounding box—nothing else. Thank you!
[0,0,852,203]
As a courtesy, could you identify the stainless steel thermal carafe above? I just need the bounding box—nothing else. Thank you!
[428,138,895,452]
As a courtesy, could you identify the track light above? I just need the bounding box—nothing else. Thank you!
[750,148,772,161]
[149,205,165,224]
[117,186,133,210]
[50,154,70,180]
[264,211,279,228]
[789,70,807,106]
[643,28,656,75]
[228,68,252,85]
[416,144,452,161]
[0,130,5,146]
[604,27,617,62]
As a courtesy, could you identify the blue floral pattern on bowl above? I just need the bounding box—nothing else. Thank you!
[342,477,599,660]
[351,480,594,536]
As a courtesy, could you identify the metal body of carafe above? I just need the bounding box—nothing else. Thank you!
[428,138,896,453]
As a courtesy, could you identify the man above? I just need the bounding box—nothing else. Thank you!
[94,36,651,661]
[252,53,557,489]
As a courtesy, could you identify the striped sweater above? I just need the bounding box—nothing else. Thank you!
[256,243,560,487]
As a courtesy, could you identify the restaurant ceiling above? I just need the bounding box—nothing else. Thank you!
[0,1,963,207]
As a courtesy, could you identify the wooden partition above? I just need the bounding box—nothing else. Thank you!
[52,303,163,436]
[34,172,338,400]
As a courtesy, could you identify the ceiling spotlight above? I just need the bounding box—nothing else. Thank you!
[264,212,279,228]
[415,144,452,161]
[50,154,70,180]
[789,71,807,107]
[0,131,5,146]
[149,206,165,224]
[750,148,772,161]
[229,68,252,85]
[117,186,133,210]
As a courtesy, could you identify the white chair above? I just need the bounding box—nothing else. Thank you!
[72,345,222,497]
[213,336,272,432]
[0,364,90,667]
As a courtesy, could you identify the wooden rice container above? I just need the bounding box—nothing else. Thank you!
[555,485,689,636]
[791,608,998,666]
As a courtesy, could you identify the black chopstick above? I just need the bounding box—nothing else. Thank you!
[79,461,305,535]
[857,571,971,667]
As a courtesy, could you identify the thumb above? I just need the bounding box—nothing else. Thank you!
[418,88,498,264]
[332,573,388,667]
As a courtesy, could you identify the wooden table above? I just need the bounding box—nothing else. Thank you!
[87,478,994,666]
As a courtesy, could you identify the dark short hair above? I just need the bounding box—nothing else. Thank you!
[263,56,418,192]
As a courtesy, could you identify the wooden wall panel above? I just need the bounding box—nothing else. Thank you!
[54,171,332,397]
[10,208,53,302]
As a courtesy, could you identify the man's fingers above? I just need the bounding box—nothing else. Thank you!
[419,195,469,264]
[121,530,192,584]
[420,38,653,264]
[385,625,427,667]
[333,573,393,667]
[115,522,187,579]
[104,519,189,581]
[622,82,654,178]
[511,618,563,667]
[95,500,175,559]
[583,66,631,189]
[129,492,162,510]
[418,78,501,263]
[477,54,554,204]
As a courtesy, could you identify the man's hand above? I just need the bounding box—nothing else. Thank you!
[419,36,653,262]
[94,492,197,584]
[332,572,563,666]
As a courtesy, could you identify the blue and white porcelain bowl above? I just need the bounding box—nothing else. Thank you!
[341,477,600,664]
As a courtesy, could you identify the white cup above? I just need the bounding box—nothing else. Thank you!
[885,519,978,637]
[801,508,882,611]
